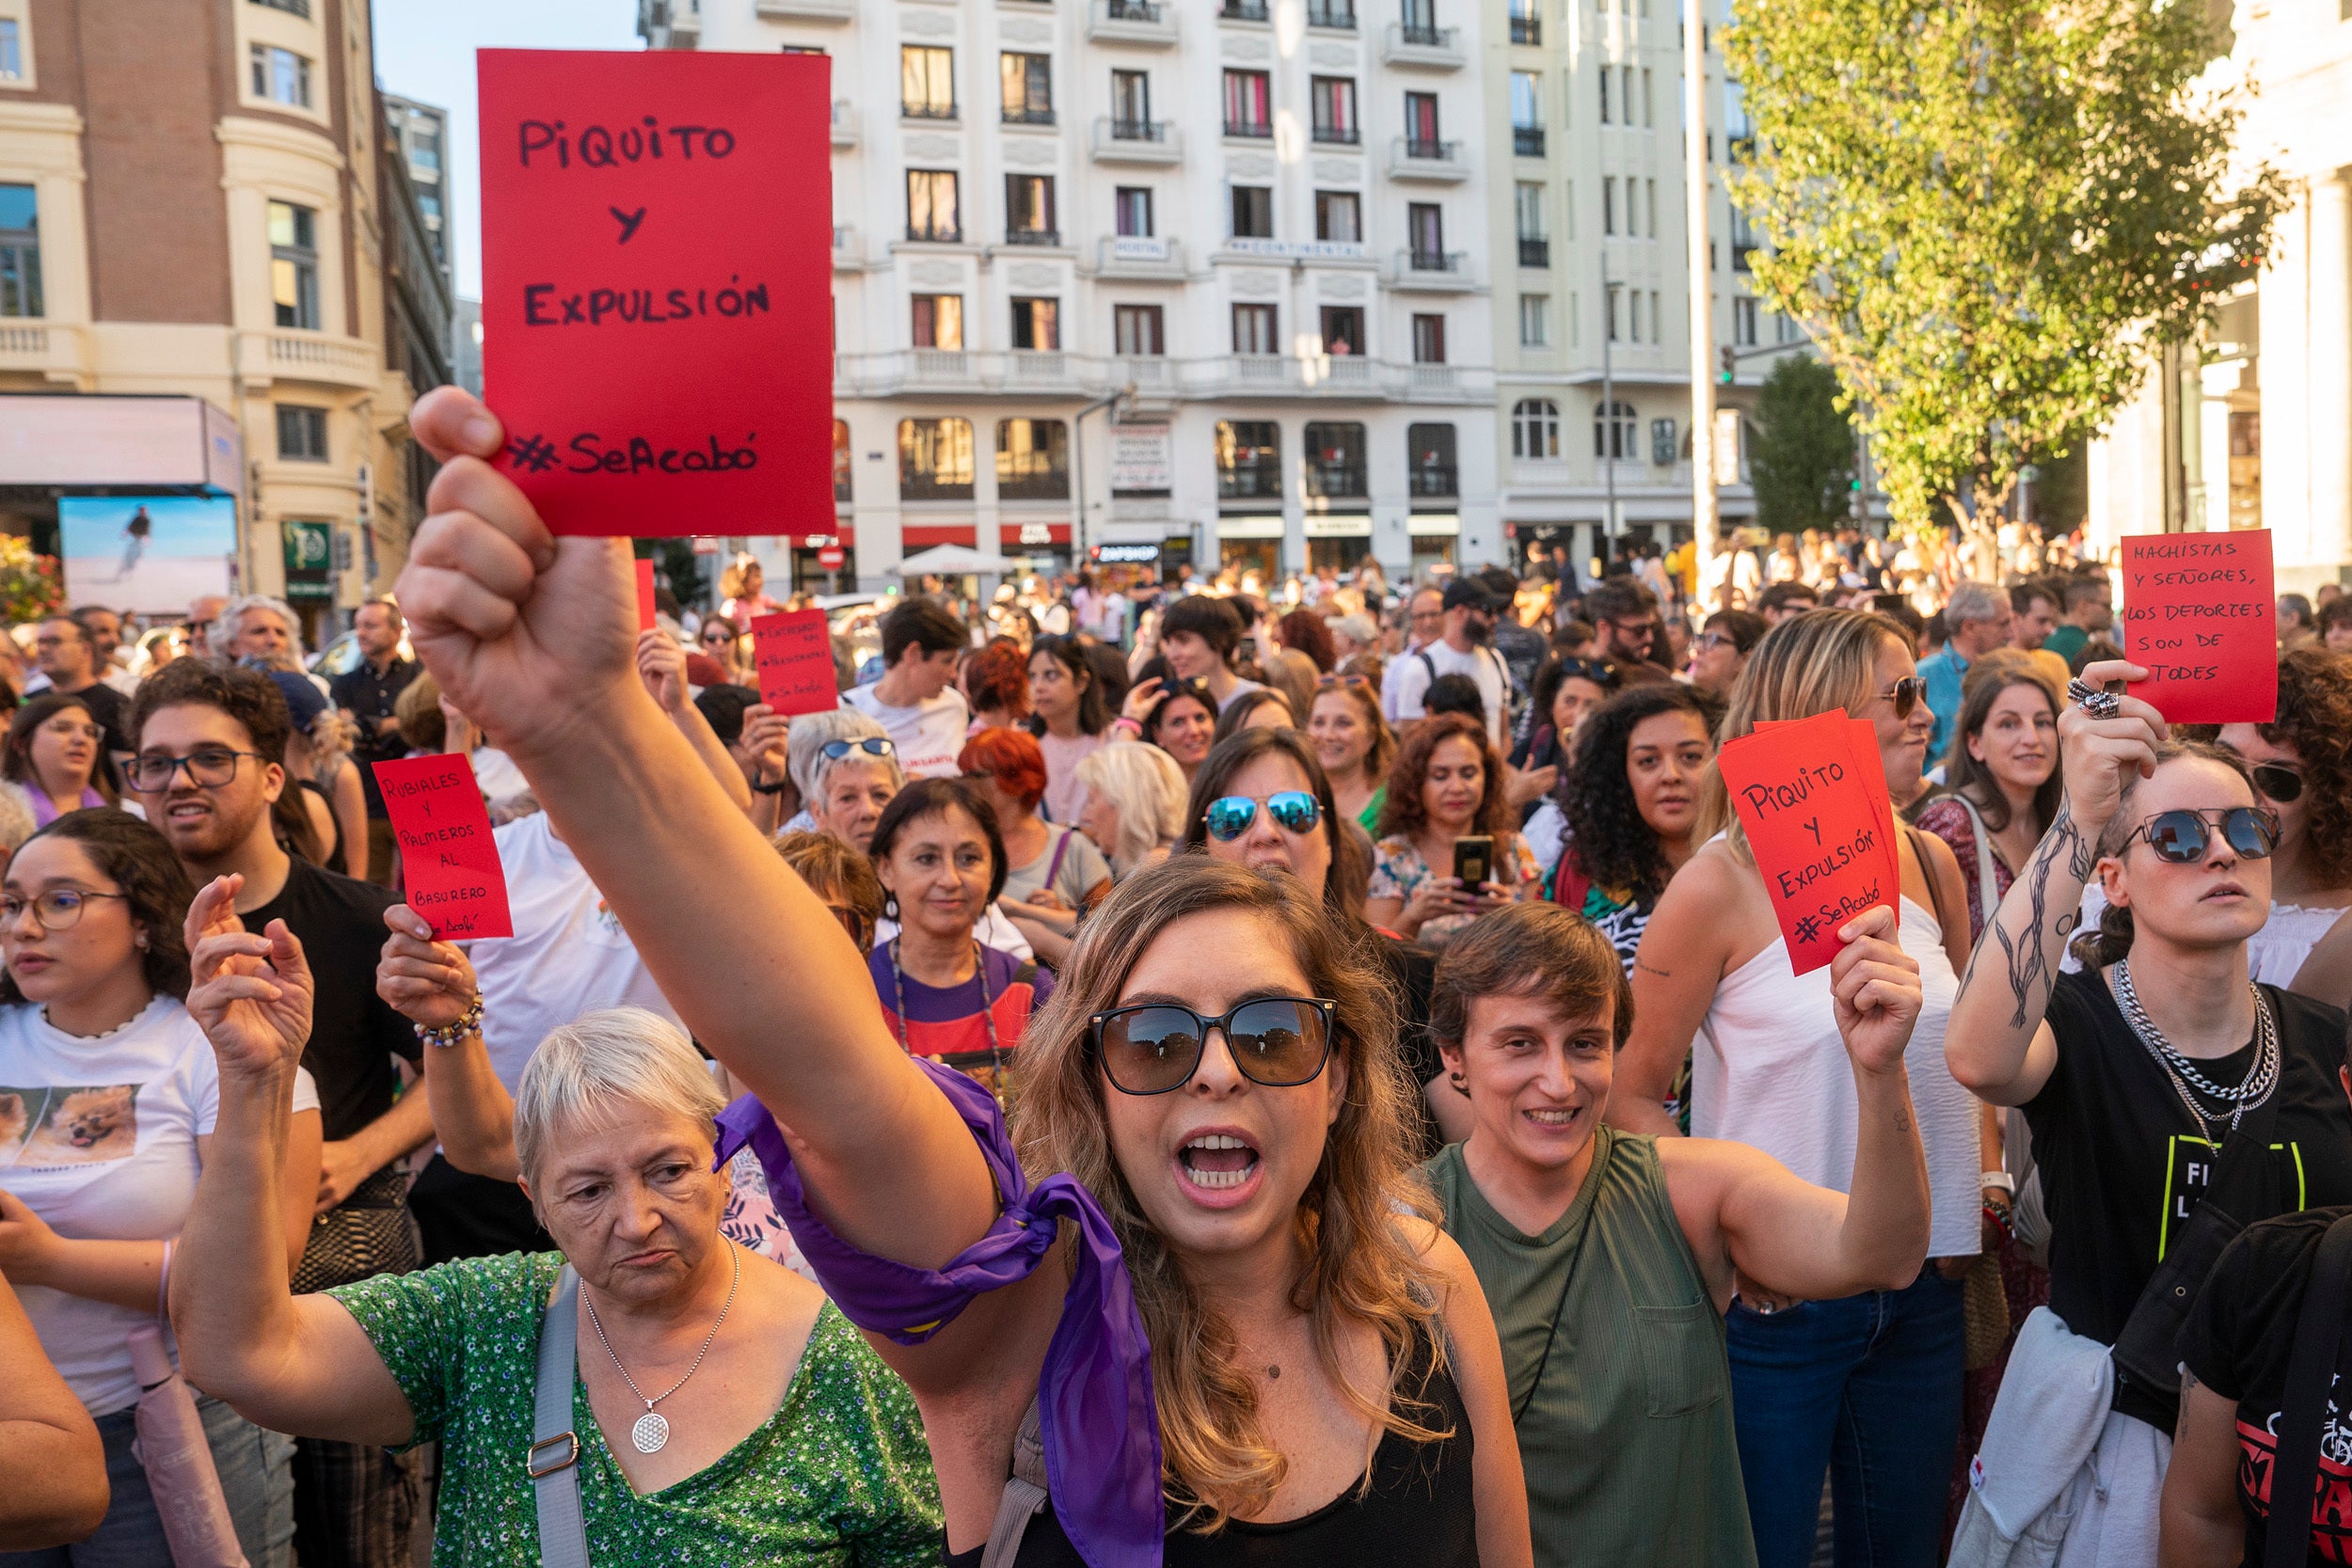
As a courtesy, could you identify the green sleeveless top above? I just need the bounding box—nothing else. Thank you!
[1422,1127,1756,1568]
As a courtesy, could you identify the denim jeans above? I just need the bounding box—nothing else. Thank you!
[1725,1271,1965,1568]
[0,1392,294,1568]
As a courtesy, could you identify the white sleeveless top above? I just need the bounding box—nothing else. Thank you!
[1691,889,1980,1259]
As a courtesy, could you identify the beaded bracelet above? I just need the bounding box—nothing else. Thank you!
[415,991,485,1050]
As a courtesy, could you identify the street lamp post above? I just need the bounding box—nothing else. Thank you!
[1684,0,1719,609]
[1601,255,1618,571]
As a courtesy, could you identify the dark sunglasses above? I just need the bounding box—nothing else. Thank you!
[2122,806,2279,864]
[819,737,896,761]
[1089,996,1337,1096]
[1554,657,1618,687]
[1203,791,1321,842]
[2249,763,2304,803]
[1876,676,1927,721]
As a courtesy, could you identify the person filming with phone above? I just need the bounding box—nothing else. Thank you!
[1366,713,1538,946]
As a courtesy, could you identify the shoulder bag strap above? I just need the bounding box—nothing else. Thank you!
[978,1399,1054,1568]
[1953,795,2001,933]
[1903,825,1958,943]
[528,1263,592,1568]
[1042,826,1072,889]
[2265,1212,2352,1568]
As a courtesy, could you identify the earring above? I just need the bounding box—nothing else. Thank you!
[135,934,150,951]
[1447,1069,1469,1098]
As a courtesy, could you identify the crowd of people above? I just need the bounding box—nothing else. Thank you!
[0,386,2349,1568]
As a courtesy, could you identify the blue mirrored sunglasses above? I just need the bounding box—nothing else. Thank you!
[1203,791,1321,842]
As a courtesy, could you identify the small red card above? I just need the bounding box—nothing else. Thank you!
[1722,711,1900,974]
[372,754,514,941]
[635,558,658,633]
[478,49,834,537]
[750,609,837,716]
[2118,530,2277,724]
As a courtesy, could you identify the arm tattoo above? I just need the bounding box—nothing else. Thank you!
[1962,805,2089,1031]
[2176,1367,2201,1441]
[1636,959,1673,978]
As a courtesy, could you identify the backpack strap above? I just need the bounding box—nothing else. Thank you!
[2265,1212,2352,1568]
[978,1399,1053,1568]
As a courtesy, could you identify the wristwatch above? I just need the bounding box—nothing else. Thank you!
[1980,1169,2016,1196]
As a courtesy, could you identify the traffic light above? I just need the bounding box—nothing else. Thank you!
[1718,346,1736,385]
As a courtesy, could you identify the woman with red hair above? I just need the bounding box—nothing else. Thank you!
[958,727,1110,966]
[959,640,1031,733]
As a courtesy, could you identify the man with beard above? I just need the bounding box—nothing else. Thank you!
[1582,577,1663,672]
[1392,577,1514,749]
[125,659,428,1568]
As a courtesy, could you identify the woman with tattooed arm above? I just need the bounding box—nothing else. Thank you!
[1943,658,2352,1559]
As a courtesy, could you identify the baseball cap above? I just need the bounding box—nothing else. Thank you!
[265,670,329,733]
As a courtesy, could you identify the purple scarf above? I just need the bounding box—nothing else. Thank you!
[28,786,106,828]
[714,1059,1163,1568]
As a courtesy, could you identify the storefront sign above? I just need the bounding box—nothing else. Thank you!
[1109,424,1173,494]
[1407,514,1461,537]
[282,519,333,601]
[1216,515,1284,540]
[1092,543,1162,564]
[1222,238,1368,262]
[1304,515,1372,538]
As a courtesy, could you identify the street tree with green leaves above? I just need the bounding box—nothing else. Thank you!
[1748,354,1856,534]
[1724,0,2283,561]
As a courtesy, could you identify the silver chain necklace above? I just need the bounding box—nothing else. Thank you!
[580,1239,741,1455]
[2111,958,2279,1141]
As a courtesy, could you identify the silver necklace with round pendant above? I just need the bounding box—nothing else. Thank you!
[580,1240,742,1456]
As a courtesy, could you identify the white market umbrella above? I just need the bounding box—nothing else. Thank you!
[888,544,1022,578]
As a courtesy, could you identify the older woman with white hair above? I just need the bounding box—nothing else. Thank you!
[781,709,902,851]
[169,875,945,1564]
[1074,738,1187,880]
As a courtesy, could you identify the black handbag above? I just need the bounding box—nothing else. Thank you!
[2108,1084,2281,1410]
[2265,1211,2352,1568]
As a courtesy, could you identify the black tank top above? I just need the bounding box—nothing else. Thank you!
[945,1325,1478,1568]
[296,776,344,873]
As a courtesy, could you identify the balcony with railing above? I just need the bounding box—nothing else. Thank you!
[903,222,963,245]
[1509,13,1540,42]
[1382,21,1464,67]
[1388,249,1476,291]
[1311,120,1361,146]
[1002,105,1057,127]
[1218,458,1284,499]
[1304,462,1368,499]
[1408,463,1458,498]
[1088,0,1177,43]
[1518,237,1549,267]
[1220,0,1270,19]
[901,100,960,122]
[1091,117,1183,163]
[1513,125,1545,156]
[240,329,381,389]
[1005,227,1062,247]
[1224,117,1274,141]
[1388,135,1468,181]
[1306,0,1357,25]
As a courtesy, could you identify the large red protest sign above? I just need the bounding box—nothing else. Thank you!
[1721,711,1901,975]
[373,754,514,941]
[478,49,832,537]
[2118,531,2277,724]
[750,609,837,716]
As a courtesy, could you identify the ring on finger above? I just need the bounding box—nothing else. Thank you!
[2065,677,2122,721]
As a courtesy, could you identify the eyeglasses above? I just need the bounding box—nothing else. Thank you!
[1875,676,1927,721]
[1608,618,1655,640]
[1089,996,1337,1096]
[1409,609,1445,624]
[818,737,896,762]
[2121,806,2279,864]
[1315,673,1373,691]
[1,888,131,931]
[2249,763,2304,804]
[126,748,266,793]
[1695,632,1740,654]
[1203,791,1321,842]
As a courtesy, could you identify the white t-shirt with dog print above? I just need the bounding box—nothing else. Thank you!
[0,995,320,1413]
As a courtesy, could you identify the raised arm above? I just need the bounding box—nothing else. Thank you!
[1946,658,2166,1106]
[169,878,415,1446]
[396,388,992,1271]
[0,1271,107,1550]
[637,627,754,814]
[376,906,518,1182]
[1663,903,1931,1305]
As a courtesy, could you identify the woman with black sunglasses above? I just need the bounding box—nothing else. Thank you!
[1945,658,2352,1553]
[2214,646,2352,1010]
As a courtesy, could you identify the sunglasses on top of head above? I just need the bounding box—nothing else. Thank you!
[1089,996,1337,1096]
[819,737,897,761]
[2121,805,2279,864]
[1202,791,1321,842]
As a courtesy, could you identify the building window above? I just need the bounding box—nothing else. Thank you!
[1595,399,1638,460]
[1223,70,1272,136]
[1406,202,1444,267]
[1111,70,1152,135]
[1518,293,1549,347]
[1510,73,1543,156]
[1730,205,1759,270]
[998,419,1071,499]
[268,200,319,330]
[900,418,976,500]
[1515,182,1547,266]
[901,46,956,119]
[1005,175,1057,244]
[906,170,961,242]
[1315,190,1360,244]
[1001,53,1053,123]
[1216,420,1281,499]
[276,404,329,462]
[1311,76,1359,144]
[0,184,40,319]
[251,0,311,14]
[1508,0,1540,43]
[1115,186,1154,237]
[834,420,853,503]
[1597,63,1611,124]
[1303,421,1367,498]
[1411,314,1446,364]
[0,19,22,82]
[1645,179,1658,239]
[1231,185,1273,239]
[409,128,441,170]
[1115,303,1166,356]
[1010,296,1059,350]
[1602,177,1616,236]
[1403,90,1441,155]
[911,293,963,349]
[1232,302,1279,355]
[1512,398,1560,460]
[1734,295,1757,347]
[1318,304,1364,356]
[1642,68,1655,125]
[250,44,310,108]
[1408,423,1457,496]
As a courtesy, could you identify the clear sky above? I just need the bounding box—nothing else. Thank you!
[372,1,644,301]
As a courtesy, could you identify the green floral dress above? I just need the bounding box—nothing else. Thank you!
[330,1251,942,1567]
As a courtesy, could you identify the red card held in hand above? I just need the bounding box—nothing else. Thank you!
[750,609,837,716]
[371,753,514,941]
[2118,530,2277,724]
[1722,711,1900,975]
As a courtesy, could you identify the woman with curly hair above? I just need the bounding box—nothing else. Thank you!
[2217,645,2352,1008]
[1365,713,1539,946]
[1544,685,1718,972]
